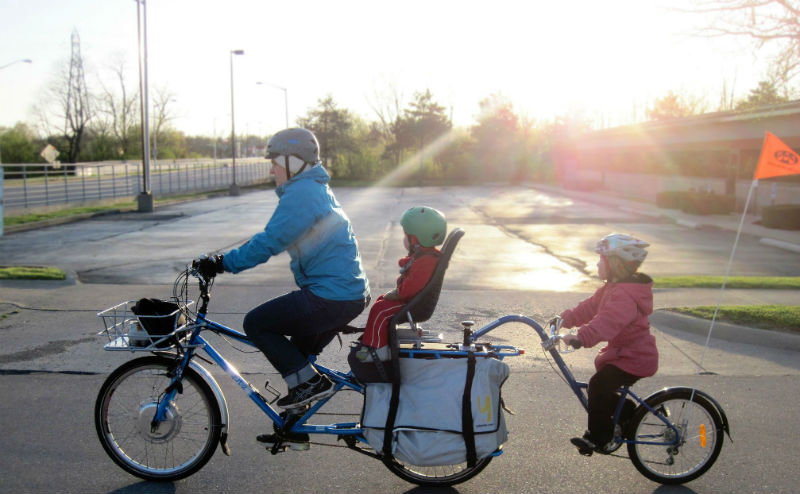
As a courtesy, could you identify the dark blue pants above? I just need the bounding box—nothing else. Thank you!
[242,288,367,387]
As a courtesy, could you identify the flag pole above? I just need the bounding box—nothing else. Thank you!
[698,178,758,372]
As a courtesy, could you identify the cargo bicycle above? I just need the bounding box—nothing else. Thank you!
[94,231,524,487]
[94,233,729,486]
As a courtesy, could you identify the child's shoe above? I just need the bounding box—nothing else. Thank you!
[570,431,615,456]
[570,435,597,456]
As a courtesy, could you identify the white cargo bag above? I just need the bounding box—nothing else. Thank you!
[361,355,509,466]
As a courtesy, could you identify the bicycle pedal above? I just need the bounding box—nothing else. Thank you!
[285,404,310,415]
[266,441,309,453]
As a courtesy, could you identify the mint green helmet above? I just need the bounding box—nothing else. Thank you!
[401,206,447,247]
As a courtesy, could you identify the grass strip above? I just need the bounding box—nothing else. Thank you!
[0,266,66,280]
[669,305,800,333]
[4,202,137,227]
[4,182,275,228]
[653,276,800,289]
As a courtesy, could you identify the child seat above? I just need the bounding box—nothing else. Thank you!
[347,228,464,382]
[390,227,464,340]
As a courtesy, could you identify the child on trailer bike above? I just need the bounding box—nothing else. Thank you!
[549,233,658,456]
[195,128,370,418]
[350,206,446,366]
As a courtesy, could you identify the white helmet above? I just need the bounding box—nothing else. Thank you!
[595,233,649,263]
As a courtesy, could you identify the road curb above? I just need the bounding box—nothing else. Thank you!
[651,310,800,352]
[759,237,800,254]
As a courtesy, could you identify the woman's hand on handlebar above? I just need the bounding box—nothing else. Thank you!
[193,254,224,279]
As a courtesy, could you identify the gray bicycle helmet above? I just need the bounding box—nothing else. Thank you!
[595,233,649,263]
[266,128,320,164]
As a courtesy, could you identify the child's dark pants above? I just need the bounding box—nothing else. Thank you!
[587,364,640,445]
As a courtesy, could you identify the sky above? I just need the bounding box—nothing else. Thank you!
[0,0,774,139]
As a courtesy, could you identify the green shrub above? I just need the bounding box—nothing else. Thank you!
[656,191,687,209]
[680,191,734,215]
[762,204,800,230]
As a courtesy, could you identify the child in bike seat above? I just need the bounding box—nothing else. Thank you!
[551,233,658,456]
[353,206,446,363]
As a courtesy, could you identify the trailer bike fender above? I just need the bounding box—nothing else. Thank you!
[639,386,731,439]
[188,360,232,455]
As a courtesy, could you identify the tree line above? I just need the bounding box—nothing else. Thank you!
[2,0,798,184]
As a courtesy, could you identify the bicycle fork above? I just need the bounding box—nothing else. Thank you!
[151,355,233,456]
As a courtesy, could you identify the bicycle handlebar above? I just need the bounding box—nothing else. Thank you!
[541,322,582,352]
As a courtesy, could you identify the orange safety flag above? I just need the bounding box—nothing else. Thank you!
[754,132,800,179]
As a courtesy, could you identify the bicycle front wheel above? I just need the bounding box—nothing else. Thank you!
[95,356,222,481]
[385,455,493,487]
[627,389,724,484]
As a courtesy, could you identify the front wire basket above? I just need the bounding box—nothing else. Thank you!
[97,299,196,352]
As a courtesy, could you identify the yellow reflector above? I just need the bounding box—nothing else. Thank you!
[699,424,707,448]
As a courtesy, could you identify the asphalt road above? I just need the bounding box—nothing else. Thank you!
[1,185,799,493]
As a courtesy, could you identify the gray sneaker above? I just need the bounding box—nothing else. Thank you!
[276,375,334,409]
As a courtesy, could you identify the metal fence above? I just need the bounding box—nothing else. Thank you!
[1,158,272,212]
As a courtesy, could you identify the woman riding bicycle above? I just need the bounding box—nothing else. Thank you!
[196,127,370,409]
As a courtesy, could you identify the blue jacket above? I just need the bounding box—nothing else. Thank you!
[222,165,370,301]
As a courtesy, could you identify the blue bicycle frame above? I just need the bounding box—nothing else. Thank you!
[153,308,524,445]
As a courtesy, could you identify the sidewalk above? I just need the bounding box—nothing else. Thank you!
[529,183,800,254]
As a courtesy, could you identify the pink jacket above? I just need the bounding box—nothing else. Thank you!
[560,274,658,377]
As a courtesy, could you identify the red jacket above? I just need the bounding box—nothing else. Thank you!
[560,273,658,377]
[395,248,440,301]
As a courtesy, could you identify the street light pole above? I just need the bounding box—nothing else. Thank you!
[135,0,153,212]
[256,81,289,128]
[0,58,32,70]
[229,49,244,196]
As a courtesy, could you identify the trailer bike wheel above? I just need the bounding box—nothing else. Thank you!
[627,389,724,484]
[95,356,222,481]
[385,455,493,486]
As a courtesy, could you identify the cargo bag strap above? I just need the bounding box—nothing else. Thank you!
[382,321,402,461]
[369,347,390,383]
[462,351,478,468]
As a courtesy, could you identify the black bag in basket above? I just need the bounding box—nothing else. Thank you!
[132,298,186,347]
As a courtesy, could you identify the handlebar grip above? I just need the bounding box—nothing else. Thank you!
[568,339,583,349]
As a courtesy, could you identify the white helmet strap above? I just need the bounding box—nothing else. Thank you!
[277,155,311,180]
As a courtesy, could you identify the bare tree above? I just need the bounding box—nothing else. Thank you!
[717,75,739,111]
[151,85,177,160]
[366,78,404,167]
[688,0,800,93]
[95,55,138,158]
[646,90,710,120]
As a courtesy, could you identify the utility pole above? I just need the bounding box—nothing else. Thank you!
[136,0,154,212]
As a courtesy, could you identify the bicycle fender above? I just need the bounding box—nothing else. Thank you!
[188,360,232,455]
[640,387,731,440]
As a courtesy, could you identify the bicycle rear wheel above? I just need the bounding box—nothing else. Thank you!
[95,356,221,481]
[627,389,724,484]
[385,455,493,486]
